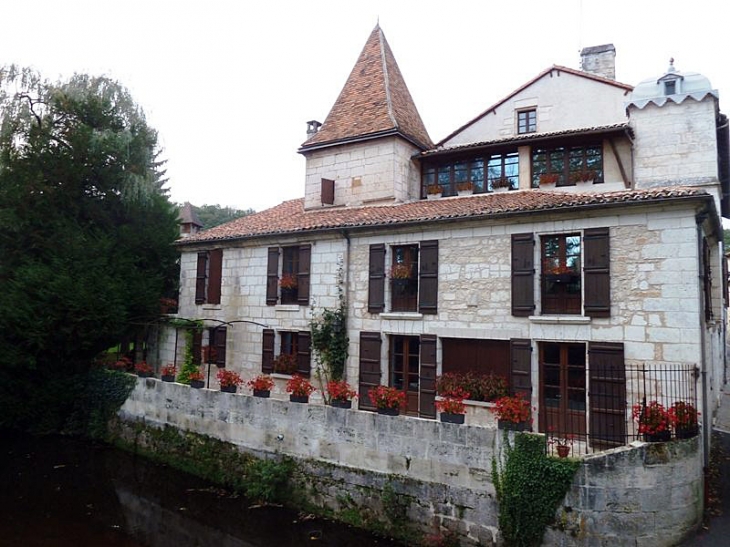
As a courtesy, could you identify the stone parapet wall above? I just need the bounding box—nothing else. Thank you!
[119,379,703,546]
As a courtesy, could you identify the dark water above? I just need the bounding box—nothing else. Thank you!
[0,432,402,547]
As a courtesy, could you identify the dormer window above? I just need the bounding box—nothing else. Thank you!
[518,109,536,134]
[664,80,676,96]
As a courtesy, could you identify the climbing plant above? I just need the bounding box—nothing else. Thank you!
[170,318,203,384]
[310,261,348,386]
[492,432,580,547]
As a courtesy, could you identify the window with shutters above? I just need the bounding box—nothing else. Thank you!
[207,326,227,366]
[541,234,582,314]
[195,249,223,305]
[390,245,419,311]
[266,244,311,306]
[539,342,586,439]
[261,329,311,377]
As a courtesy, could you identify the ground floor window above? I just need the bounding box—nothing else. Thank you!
[390,335,420,415]
[539,342,586,439]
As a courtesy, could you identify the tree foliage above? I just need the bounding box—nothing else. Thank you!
[192,203,253,229]
[0,66,180,428]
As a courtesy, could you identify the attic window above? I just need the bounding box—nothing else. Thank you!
[518,109,536,134]
[321,178,335,205]
[664,80,676,96]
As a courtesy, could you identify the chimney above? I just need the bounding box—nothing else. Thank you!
[580,44,616,80]
[306,120,322,138]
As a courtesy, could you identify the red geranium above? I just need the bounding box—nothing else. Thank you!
[493,394,531,424]
[286,374,315,397]
[435,387,470,415]
[216,369,243,388]
[247,374,274,391]
[327,380,358,402]
[368,385,406,410]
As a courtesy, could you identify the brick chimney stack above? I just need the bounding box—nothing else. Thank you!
[580,44,616,80]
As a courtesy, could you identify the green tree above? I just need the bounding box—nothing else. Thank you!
[0,66,180,430]
[193,203,253,229]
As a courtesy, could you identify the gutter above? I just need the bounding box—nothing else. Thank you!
[696,211,711,469]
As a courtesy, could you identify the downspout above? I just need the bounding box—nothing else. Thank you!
[696,211,711,468]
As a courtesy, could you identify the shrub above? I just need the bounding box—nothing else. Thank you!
[436,371,508,402]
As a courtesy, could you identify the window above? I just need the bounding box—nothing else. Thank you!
[517,109,536,134]
[206,326,227,366]
[195,249,222,305]
[510,229,610,318]
[542,234,582,315]
[390,336,420,414]
[421,152,518,197]
[368,241,438,314]
[539,342,587,439]
[266,245,311,306]
[261,329,311,376]
[531,145,603,187]
[664,80,676,95]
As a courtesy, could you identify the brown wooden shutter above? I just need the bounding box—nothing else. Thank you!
[419,334,437,419]
[584,227,610,317]
[262,329,275,373]
[297,244,311,305]
[368,244,385,313]
[418,240,438,314]
[297,331,311,376]
[266,247,279,306]
[509,338,532,397]
[588,342,626,449]
[358,331,382,411]
[192,328,202,365]
[321,178,335,205]
[511,233,535,316]
[195,252,208,304]
[207,249,223,305]
[211,326,227,366]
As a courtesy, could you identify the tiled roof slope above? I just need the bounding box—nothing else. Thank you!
[178,187,709,245]
[178,202,202,227]
[299,25,433,151]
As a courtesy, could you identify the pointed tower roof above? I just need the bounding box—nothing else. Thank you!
[178,202,202,227]
[299,25,433,152]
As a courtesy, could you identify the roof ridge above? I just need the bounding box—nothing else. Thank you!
[378,26,397,128]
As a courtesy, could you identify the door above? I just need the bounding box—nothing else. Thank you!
[539,342,586,438]
[390,336,420,415]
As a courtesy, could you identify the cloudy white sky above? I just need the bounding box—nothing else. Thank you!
[2,0,727,212]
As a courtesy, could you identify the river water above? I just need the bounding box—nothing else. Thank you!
[0,432,402,547]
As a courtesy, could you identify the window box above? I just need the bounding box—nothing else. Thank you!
[440,412,465,424]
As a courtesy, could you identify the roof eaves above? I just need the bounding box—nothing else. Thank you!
[299,127,430,154]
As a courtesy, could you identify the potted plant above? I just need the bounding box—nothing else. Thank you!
[368,385,406,416]
[426,183,443,199]
[326,380,358,409]
[217,369,243,393]
[491,177,513,192]
[632,401,671,442]
[539,173,560,187]
[544,263,578,283]
[569,170,596,184]
[279,273,298,291]
[161,363,176,382]
[435,387,469,424]
[247,374,275,398]
[669,401,699,439]
[436,371,508,403]
[189,370,205,389]
[286,374,315,403]
[493,393,531,430]
[134,361,154,378]
[548,431,575,458]
[456,181,474,196]
[272,353,298,375]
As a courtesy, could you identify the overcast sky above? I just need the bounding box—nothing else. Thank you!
[2,0,727,212]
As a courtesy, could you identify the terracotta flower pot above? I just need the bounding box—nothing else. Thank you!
[556,445,570,458]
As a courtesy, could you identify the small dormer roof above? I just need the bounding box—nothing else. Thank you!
[627,58,718,109]
[299,25,433,153]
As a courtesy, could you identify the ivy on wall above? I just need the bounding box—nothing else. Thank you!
[169,318,203,384]
[310,261,348,384]
[492,432,580,547]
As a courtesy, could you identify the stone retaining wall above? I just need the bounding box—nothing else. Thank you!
[119,378,703,546]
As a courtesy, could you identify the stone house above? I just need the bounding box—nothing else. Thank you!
[159,27,728,460]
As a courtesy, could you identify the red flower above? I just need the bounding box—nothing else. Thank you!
[286,374,315,397]
[134,361,153,374]
[161,364,176,377]
[189,370,204,382]
[326,380,358,402]
[368,385,406,410]
[632,401,671,435]
[279,274,298,290]
[493,394,531,424]
[435,387,470,415]
[216,369,243,388]
[247,374,274,391]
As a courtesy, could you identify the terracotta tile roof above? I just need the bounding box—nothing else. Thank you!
[299,25,433,152]
[436,65,634,147]
[421,123,632,158]
[177,187,710,246]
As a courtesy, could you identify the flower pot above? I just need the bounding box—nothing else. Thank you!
[493,186,509,193]
[220,385,237,394]
[161,375,175,383]
[290,395,309,403]
[190,380,204,389]
[377,407,399,416]
[498,419,529,431]
[137,372,153,378]
[644,430,671,442]
[457,189,473,196]
[426,193,442,200]
[440,412,465,424]
[330,399,352,409]
[675,425,699,439]
[556,445,571,458]
[253,389,270,398]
